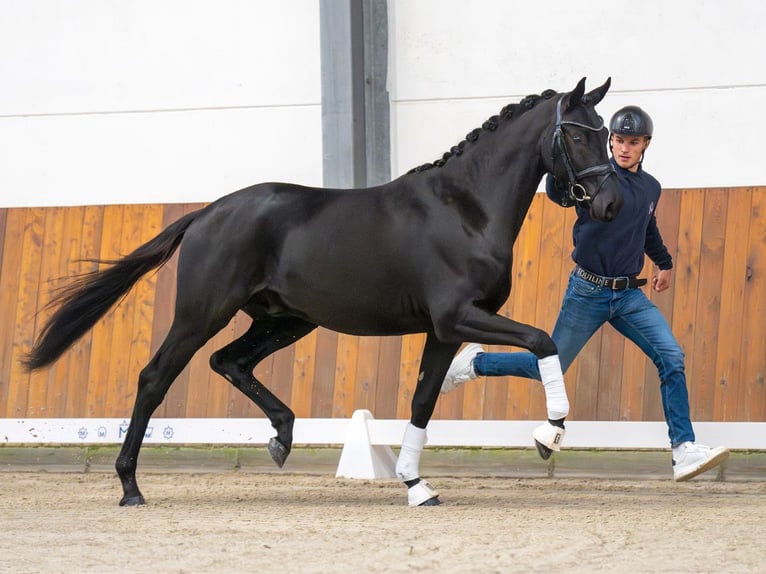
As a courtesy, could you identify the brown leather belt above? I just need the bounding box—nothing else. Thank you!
[574,266,647,291]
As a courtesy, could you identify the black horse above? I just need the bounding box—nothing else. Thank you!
[24,77,621,507]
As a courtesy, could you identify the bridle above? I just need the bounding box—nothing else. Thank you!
[552,96,616,206]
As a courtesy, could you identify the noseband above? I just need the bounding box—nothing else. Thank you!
[552,96,616,206]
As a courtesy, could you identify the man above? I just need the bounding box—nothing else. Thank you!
[442,105,729,481]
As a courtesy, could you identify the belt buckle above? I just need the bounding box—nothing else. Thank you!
[612,277,629,290]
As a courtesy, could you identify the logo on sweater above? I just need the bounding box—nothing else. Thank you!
[649,201,655,214]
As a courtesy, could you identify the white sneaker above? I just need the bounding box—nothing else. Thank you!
[672,442,730,481]
[440,343,485,393]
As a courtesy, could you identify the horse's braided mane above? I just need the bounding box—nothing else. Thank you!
[408,88,558,174]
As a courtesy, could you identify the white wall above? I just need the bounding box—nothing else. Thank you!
[2,1,764,208]
[389,0,766,189]
[0,0,322,207]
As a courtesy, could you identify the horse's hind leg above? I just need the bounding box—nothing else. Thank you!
[397,333,459,507]
[117,322,217,506]
[209,315,316,467]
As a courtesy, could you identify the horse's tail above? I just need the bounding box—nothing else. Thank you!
[22,209,202,371]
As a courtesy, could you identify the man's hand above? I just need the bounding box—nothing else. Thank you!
[652,268,672,292]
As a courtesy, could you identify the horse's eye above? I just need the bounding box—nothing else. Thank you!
[572,135,583,143]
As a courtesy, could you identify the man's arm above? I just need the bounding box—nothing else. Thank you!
[645,210,673,292]
[652,268,672,292]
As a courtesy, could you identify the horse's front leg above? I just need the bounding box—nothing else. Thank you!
[436,307,568,459]
[396,333,459,506]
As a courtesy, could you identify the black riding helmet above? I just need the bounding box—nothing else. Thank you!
[609,106,653,138]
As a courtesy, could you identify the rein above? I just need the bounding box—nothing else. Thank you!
[552,96,616,206]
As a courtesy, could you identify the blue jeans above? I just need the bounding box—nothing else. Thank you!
[473,272,695,447]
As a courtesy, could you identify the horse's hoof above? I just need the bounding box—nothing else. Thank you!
[532,421,565,460]
[407,479,440,507]
[268,437,289,468]
[119,494,146,507]
[535,439,553,460]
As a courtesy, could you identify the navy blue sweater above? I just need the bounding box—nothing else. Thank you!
[546,158,673,277]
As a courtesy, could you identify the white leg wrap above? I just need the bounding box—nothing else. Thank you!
[395,423,427,481]
[407,480,439,507]
[538,355,570,420]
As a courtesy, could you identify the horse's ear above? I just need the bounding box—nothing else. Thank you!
[586,77,611,106]
[565,77,587,111]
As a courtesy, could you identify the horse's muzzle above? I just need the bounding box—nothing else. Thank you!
[590,190,623,222]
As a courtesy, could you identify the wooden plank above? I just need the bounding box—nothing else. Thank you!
[123,205,163,416]
[7,208,46,417]
[596,324,624,421]
[396,333,425,419]
[310,328,338,417]
[64,205,104,416]
[290,330,317,417]
[374,336,402,419]
[738,188,766,420]
[353,336,380,413]
[460,365,486,420]
[152,203,186,417]
[46,207,85,417]
[714,188,751,420]
[480,365,507,420]
[103,204,144,417]
[85,205,124,417]
[0,209,26,416]
[652,188,682,316]
[333,333,359,417]
[183,337,215,418]
[689,189,727,420]
[619,324,647,421]
[28,207,67,416]
[669,189,703,412]
[0,210,7,277]
[572,329,602,420]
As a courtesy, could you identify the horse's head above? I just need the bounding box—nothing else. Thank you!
[545,77,622,222]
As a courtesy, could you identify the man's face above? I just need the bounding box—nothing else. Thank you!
[610,133,650,172]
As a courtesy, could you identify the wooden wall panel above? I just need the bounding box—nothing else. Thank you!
[1,210,26,416]
[714,189,750,420]
[9,208,46,418]
[1,188,764,424]
[739,188,766,421]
